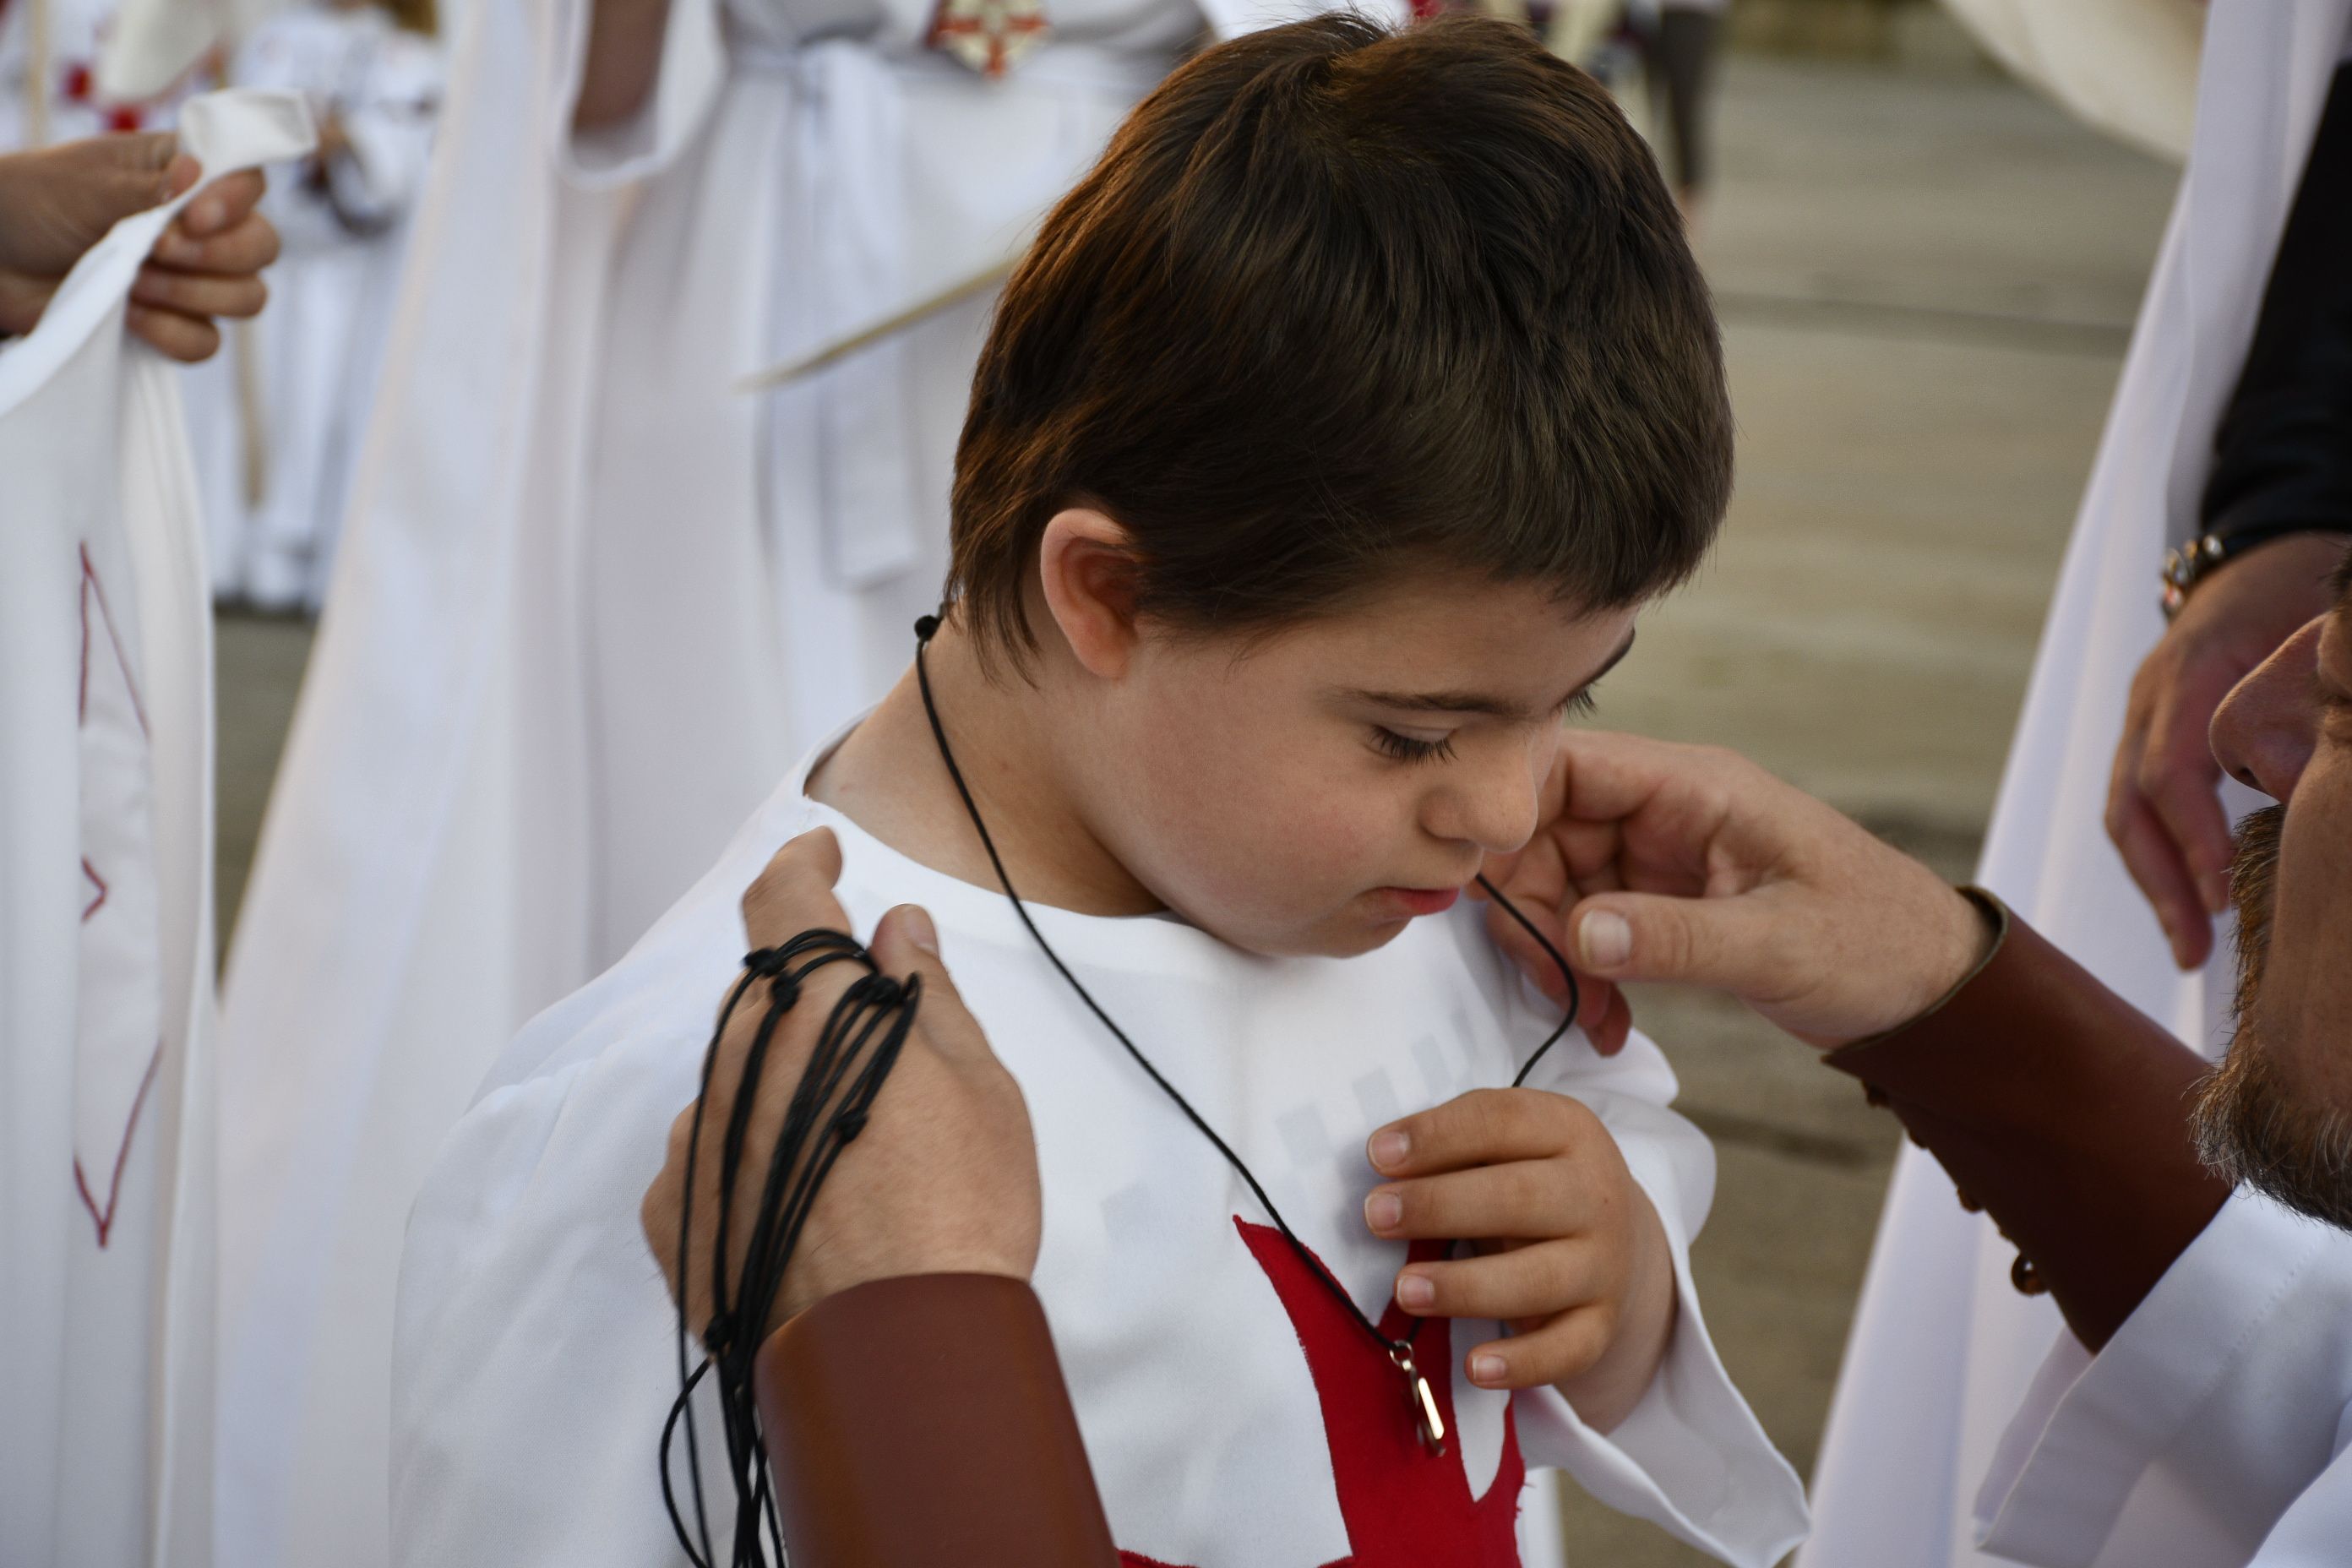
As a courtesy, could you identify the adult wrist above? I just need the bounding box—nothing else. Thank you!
[2162,522,2352,618]
[1847,886,2006,1050]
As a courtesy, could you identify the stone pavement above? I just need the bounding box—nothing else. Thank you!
[208,43,2180,1568]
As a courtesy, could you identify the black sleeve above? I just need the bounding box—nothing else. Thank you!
[2201,64,2352,541]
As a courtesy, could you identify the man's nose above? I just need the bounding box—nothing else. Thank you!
[2210,616,2326,805]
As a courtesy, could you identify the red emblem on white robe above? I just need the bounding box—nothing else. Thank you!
[927,0,1050,79]
[1119,1219,1527,1568]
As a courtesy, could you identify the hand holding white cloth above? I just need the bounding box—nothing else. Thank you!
[0,88,312,1568]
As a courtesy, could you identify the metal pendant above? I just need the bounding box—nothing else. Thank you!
[1388,1342,1447,1456]
[927,0,1050,79]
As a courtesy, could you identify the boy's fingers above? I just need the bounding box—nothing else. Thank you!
[1364,1157,1581,1242]
[1394,1237,1597,1321]
[1367,1086,1591,1179]
[181,168,265,236]
[1463,1305,1614,1391]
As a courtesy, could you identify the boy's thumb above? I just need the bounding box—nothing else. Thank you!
[1569,891,1776,999]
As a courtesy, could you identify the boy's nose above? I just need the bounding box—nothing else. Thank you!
[1429,754,1543,855]
[2209,616,2325,805]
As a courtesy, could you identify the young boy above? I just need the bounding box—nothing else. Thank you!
[391,15,1809,1565]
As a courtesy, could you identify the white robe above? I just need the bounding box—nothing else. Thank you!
[220,5,441,609]
[0,88,311,1568]
[391,736,1810,1567]
[211,3,1390,1566]
[1800,7,2352,1565]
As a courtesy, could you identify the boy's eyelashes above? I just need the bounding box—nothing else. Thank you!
[1368,689,1602,765]
[1372,726,1459,765]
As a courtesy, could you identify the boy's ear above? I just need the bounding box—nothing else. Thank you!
[1037,508,1143,679]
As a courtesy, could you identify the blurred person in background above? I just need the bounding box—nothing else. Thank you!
[1803,8,2352,1567]
[216,0,441,611]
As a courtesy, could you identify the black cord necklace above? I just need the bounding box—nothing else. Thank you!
[912,616,1583,1456]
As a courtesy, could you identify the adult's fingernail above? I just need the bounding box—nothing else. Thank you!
[188,196,223,232]
[1578,909,1632,971]
[1368,1130,1409,1171]
[1396,1273,1435,1309]
[1364,1191,1402,1232]
[2200,873,2230,915]
[900,906,939,956]
[1469,1354,1506,1385]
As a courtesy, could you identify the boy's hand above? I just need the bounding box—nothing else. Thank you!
[1364,1087,1676,1432]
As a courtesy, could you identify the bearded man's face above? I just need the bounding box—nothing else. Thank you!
[2192,591,2352,1228]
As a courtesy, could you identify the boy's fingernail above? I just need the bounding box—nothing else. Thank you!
[1396,1273,1435,1309]
[899,906,939,956]
[1469,1354,1506,1385]
[1364,1191,1402,1232]
[1578,909,1632,970]
[1368,1130,1409,1170]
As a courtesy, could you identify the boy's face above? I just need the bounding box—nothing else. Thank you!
[1086,576,1639,958]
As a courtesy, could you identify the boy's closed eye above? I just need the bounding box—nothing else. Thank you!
[1369,685,1604,767]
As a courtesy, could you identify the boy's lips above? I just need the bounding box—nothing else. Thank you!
[1374,885,1462,917]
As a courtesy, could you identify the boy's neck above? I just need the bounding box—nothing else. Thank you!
[806,618,1165,918]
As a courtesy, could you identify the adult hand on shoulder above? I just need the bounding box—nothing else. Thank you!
[643,828,1042,1344]
[2109,531,2348,970]
[1480,731,1990,1049]
[0,131,278,362]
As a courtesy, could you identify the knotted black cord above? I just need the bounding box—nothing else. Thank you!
[910,615,1586,1413]
[662,931,923,1568]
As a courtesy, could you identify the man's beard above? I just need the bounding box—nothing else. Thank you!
[2191,804,2352,1229]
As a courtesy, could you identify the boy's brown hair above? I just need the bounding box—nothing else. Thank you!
[948,13,1729,666]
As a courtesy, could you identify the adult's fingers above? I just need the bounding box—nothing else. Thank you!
[739,828,847,940]
[1565,887,1788,997]
[0,269,57,335]
[2107,785,2213,970]
[178,168,266,237]
[2136,715,2235,917]
[128,267,268,321]
[152,210,280,275]
[867,903,1005,1067]
[124,304,220,363]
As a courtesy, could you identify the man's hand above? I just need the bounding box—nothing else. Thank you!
[1364,1088,1675,1432]
[643,829,1041,1344]
[1481,731,1988,1049]
[2110,531,2348,969]
[0,132,278,362]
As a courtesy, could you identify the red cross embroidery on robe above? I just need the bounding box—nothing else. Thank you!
[1119,1219,1526,1568]
[74,543,165,1249]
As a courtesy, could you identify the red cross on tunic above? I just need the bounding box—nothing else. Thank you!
[928,0,1051,79]
[59,60,150,132]
[1119,1218,1527,1568]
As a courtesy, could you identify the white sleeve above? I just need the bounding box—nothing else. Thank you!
[1974,1190,2352,1568]
[1197,0,1408,42]
[1508,1022,1810,1568]
[391,1025,718,1566]
[556,0,727,186]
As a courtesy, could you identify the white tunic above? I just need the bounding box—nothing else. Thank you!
[212,3,1386,1566]
[0,89,311,1568]
[1975,1192,2352,1567]
[391,738,1810,1567]
[220,5,442,609]
[1800,7,2352,1566]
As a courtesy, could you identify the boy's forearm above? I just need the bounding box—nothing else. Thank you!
[1554,1187,1678,1433]
[574,0,672,131]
